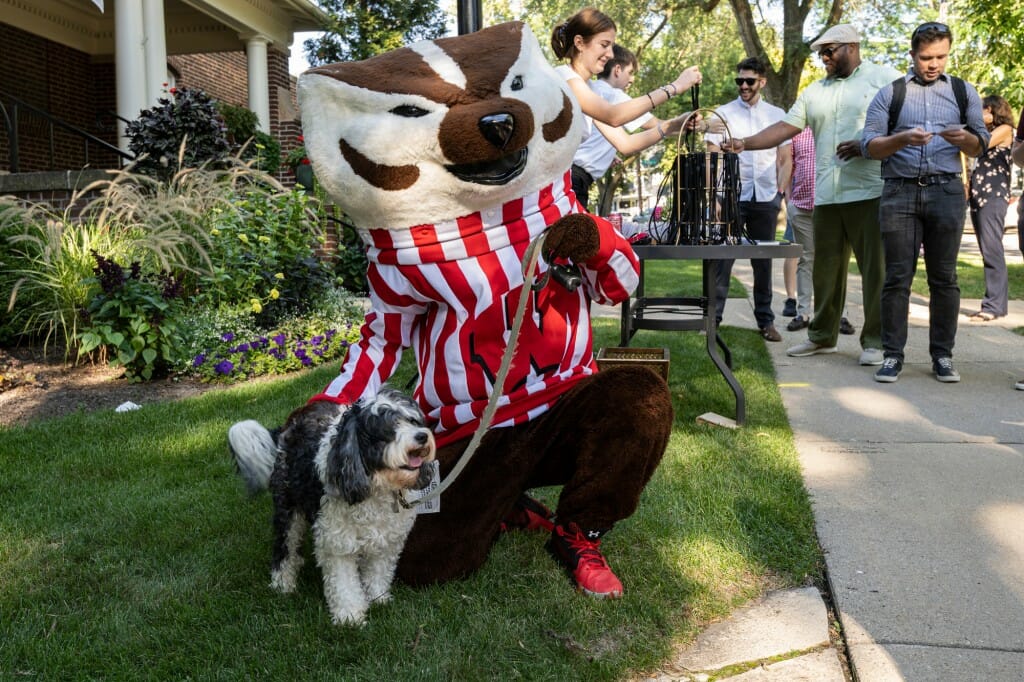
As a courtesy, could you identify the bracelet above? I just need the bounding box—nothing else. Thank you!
[657,122,667,139]
[659,86,672,101]
[666,83,678,97]
[647,92,656,108]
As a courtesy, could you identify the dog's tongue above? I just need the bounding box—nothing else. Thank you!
[407,455,423,468]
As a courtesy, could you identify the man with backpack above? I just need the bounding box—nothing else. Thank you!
[861,22,988,384]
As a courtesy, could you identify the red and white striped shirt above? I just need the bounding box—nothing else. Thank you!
[311,171,640,447]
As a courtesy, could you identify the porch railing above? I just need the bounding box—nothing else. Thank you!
[0,90,134,173]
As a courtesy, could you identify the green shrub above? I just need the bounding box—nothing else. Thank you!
[195,186,331,326]
[184,286,364,382]
[126,86,230,180]
[77,253,185,381]
[217,102,281,173]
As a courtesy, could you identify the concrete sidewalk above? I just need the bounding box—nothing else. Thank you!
[720,228,1024,680]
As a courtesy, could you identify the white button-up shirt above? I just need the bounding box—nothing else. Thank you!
[706,97,789,202]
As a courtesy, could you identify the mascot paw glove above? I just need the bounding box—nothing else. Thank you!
[544,214,600,264]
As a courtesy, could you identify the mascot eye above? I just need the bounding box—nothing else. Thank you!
[511,75,524,91]
[390,104,430,118]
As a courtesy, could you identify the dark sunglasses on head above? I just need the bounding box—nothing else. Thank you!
[818,44,845,59]
[913,21,950,38]
[734,77,759,87]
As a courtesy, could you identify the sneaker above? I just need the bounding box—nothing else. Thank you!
[1016,379,1024,391]
[782,298,797,317]
[500,494,555,533]
[839,317,856,335]
[874,357,902,383]
[859,348,884,366]
[759,324,782,342]
[546,522,623,599]
[787,340,838,357]
[933,357,960,383]
[786,315,809,332]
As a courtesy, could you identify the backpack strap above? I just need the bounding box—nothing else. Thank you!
[887,77,906,135]
[950,76,968,124]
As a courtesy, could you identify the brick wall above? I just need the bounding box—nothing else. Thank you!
[0,23,120,172]
[168,52,249,108]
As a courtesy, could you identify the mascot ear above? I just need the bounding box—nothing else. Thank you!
[326,404,372,504]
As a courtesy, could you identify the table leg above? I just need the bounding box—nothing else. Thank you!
[703,259,745,425]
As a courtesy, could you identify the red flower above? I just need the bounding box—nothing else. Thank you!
[297,135,304,143]
[169,87,178,95]
[301,158,310,165]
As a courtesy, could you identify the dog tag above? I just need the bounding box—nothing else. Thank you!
[405,460,441,514]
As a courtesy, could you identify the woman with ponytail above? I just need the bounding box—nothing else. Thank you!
[551,7,706,205]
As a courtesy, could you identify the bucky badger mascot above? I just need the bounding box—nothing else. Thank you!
[297,21,673,598]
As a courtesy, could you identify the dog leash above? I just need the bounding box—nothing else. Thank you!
[402,231,550,508]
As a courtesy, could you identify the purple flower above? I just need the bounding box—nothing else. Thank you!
[272,334,286,347]
[192,353,206,367]
[293,348,308,359]
[300,356,312,366]
[325,329,337,340]
[215,359,234,375]
[233,343,250,353]
[313,348,324,357]
[221,332,235,342]
[311,335,324,346]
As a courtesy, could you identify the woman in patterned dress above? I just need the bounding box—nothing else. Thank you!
[968,95,1015,321]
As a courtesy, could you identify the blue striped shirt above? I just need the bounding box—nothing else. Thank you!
[861,71,989,179]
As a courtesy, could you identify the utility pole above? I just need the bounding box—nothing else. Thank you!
[456,0,482,34]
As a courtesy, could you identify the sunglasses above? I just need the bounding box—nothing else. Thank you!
[734,77,760,87]
[913,21,950,38]
[818,44,846,59]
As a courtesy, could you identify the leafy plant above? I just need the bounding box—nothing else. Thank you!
[183,286,364,382]
[78,253,185,381]
[195,184,330,326]
[218,102,281,174]
[284,135,310,169]
[125,86,230,180]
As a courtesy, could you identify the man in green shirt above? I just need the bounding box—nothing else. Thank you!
[724,24,899,367]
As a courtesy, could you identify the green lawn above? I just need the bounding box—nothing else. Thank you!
[1,309,821,680]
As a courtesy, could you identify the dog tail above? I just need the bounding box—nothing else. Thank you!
[228,420,277,495]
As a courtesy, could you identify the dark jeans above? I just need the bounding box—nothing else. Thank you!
[571,164,594,212]
[715,197,781,328]
[879,178,966,362]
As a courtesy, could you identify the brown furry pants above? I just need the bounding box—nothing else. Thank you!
[397,366,674,585]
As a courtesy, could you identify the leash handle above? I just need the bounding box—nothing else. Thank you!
[404,232,548,507]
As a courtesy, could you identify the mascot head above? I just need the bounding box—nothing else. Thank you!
[296,21,583,230]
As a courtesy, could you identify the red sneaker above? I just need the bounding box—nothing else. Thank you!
[500,495,556,533]
[546,522,623,598]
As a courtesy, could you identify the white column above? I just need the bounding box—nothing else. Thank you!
[245,36,271,131]
[141,0,168,106]
[115,0,149,151]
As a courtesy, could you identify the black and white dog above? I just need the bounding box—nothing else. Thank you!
[228,388,436,626]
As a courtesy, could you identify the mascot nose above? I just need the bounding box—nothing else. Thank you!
[479,113,515,150]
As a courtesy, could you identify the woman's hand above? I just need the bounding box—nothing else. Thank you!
[671,66,702,94]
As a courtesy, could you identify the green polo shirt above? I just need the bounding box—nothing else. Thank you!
[784,61,900,205]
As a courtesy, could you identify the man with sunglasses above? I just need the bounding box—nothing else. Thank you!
[861,22,988,384]
[705,57,793,342]
[723,24,899,368]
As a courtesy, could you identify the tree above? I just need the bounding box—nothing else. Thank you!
[951,0,1024,106]
[304,0,448,65]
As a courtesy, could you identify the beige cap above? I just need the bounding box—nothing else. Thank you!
[810,24,862,51]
